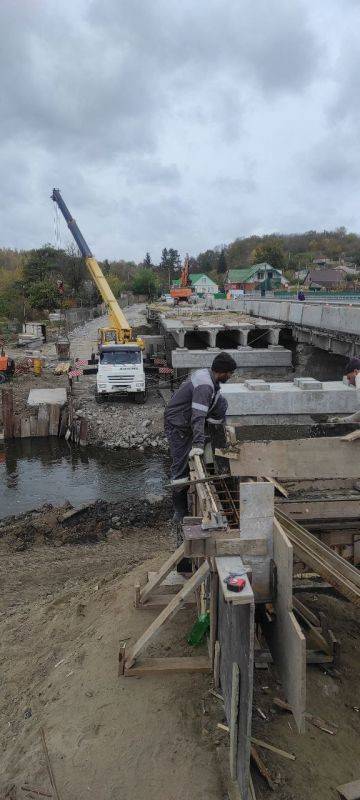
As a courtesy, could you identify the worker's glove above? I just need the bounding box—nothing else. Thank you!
[189,447,204,458]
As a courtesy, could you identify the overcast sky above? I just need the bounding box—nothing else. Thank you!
[1,0,359,262]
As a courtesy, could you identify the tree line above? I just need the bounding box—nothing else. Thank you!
[1,226,360,320]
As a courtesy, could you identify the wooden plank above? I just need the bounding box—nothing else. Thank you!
[250,737,295,761]
[49,404,60,436]
[216,556,254,606]
[217,438,360,479]
[214,640,220,689]
[341,429,360,442]
[30,415,38,436]
[79,418,88,446]
[276,498,360,521]
[292,596,320,627]
[337,780,360,800]
[147,570,187,587]
[58,409,68,438]
[186,537,268,558]
[140,593,195,608]
[218,586,254,800]
[250,746,276,791]
[276,509,360,590]
[124,656,210,676]
[20,417,31,438]
[36,404,50,437]
[126,560,210,669]
[2,387,14,439]
[262,520,306,733]
[139,543,185,604]
[209,571,219,668]
[229,663,240,781]
[13,415,21,438]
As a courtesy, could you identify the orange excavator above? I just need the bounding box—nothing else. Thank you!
[170,255,193,302]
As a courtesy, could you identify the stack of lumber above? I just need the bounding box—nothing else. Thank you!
[275,510,360,605]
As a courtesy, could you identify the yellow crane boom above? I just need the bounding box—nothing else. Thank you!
[52,188,141,346]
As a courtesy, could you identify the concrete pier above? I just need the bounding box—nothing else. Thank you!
[209,299,360,357]
[160,315,281,350]
[221,379,359,418]
[171,346,292,369]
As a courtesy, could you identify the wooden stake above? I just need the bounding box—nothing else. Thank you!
[2,387,14,439]
[40,727,61,800]
[229,663,240,781]
[214,641,221,690]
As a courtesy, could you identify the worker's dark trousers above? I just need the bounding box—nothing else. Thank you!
[164,421,193,518]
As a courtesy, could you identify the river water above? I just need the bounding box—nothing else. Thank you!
[0,439,169,519]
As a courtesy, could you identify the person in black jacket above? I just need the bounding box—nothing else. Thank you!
[164,352,237,521]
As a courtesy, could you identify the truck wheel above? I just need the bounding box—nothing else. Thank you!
[135,390,147,404]
[95,391,105,404]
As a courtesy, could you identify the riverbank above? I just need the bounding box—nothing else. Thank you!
[2,303,169,452]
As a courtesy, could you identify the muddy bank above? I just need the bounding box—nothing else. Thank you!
[0,496,172,554]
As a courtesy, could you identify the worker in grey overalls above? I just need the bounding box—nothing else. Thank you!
[164,352,237,521]
[331,357,360,424]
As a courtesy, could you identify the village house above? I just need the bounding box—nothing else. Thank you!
[225,263,288,293]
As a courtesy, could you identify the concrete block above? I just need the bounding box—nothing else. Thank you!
[171,348,291,369]
[221,380,359,417]
[240,517,274,539]
[294,377,323,390]
[244,379,270,391]
[239,482,274,519]
[301,305,323,328]
[27,388,67,407]
[288,303,304,324]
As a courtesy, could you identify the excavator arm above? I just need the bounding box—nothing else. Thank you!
[51,189,132,343]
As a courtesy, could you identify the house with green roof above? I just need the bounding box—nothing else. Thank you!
[172,273,219,296]
[225,263,287,292]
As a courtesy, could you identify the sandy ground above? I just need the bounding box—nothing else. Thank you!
[0,506,223,800]
[0,503,359,800]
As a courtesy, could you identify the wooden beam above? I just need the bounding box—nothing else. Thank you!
[124,656,210,676]
[229,663,240,781]
[276,498,360,521]
[276,509,360,604]
[36,404,50,437]
[262,520,306,733]
[2,387,14,439]
[139,543,185,605]
[216,437,360,479]
[185,536,268,558]
[126,560,210,670]
[337,779,360,800]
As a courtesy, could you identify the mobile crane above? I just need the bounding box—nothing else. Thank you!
[52,189,146,403]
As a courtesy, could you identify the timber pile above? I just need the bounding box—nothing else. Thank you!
[276,510,360,605]
[1,387,88,445]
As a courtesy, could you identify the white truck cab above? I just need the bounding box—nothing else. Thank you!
[96,344,146,403]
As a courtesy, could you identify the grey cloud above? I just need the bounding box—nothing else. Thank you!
[0,0,356,260]
[89,0,319,96]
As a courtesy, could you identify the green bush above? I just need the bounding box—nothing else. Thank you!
[28,280,59,311]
